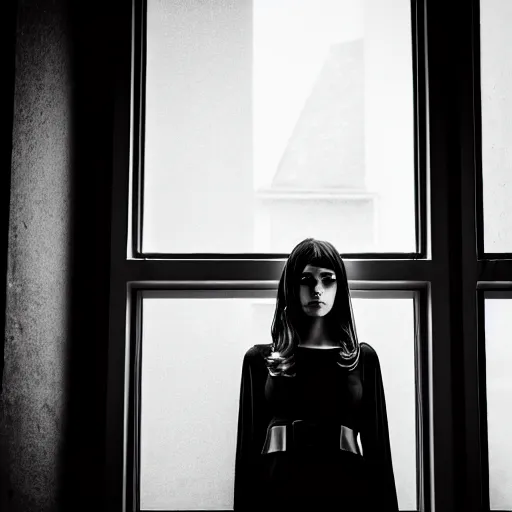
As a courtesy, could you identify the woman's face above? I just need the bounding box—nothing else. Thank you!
[299,264,337,317]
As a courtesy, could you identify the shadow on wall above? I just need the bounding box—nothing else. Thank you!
[0,0,21,510]
[59,1,120,511]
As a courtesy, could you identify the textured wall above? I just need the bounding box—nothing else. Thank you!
[1,0,72,510]
[0,1,115,511]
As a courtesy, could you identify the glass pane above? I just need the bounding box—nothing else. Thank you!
[140,293,417,510]
[481,1,512,253]
[485,298,512,509]
[143,0,415,253]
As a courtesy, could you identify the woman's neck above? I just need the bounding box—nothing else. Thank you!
[298,318,338,347]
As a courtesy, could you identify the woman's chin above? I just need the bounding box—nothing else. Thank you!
[302,309,329,318]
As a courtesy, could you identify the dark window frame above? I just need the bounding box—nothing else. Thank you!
[104,1,512,512]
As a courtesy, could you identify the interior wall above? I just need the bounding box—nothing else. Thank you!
[0,1,116,510]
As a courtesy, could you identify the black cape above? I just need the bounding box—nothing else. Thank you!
[234,342,398,511]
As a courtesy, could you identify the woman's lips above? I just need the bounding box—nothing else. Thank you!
[307,301,324,306]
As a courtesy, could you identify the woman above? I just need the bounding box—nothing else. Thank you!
[234,238,398,511]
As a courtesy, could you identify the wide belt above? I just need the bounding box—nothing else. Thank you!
[261,420,362,456]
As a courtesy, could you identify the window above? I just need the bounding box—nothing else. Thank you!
[142,0,416,254]
[139,291,418,509]
[104,1,512,512]
[480,0,512,254]
[482,294,512,510]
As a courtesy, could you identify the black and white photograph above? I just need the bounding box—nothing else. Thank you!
[0,1,511,511]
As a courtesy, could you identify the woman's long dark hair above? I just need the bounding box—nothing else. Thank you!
[265,238,360,376]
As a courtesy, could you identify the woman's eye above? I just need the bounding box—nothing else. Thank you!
[300,276,336,285]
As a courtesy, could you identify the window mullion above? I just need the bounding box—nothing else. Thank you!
[113,258,432,285]
[457,2,486,511]
[425,0,468,510]
[106,0,134,508]
[477,260,512,282]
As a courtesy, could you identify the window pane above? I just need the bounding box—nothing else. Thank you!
[481,1,512,253]
[143,0,415,253]
[140,293,417,510]
[485,298,512,509]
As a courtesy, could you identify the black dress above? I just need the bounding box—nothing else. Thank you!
[234,342,398,511]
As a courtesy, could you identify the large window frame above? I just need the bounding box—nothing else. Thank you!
[105,1,512,511]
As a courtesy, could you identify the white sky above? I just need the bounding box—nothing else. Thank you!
[253,0,363,188]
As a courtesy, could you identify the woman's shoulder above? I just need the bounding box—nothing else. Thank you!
[359,342,379,364]
[243,344,273,364]
[244,343,378,361]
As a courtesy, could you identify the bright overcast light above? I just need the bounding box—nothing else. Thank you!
[253,0,363,189]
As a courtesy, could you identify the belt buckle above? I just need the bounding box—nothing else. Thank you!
[292,420,322,451]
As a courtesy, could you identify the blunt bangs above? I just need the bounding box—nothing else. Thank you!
[286,239,344,292]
